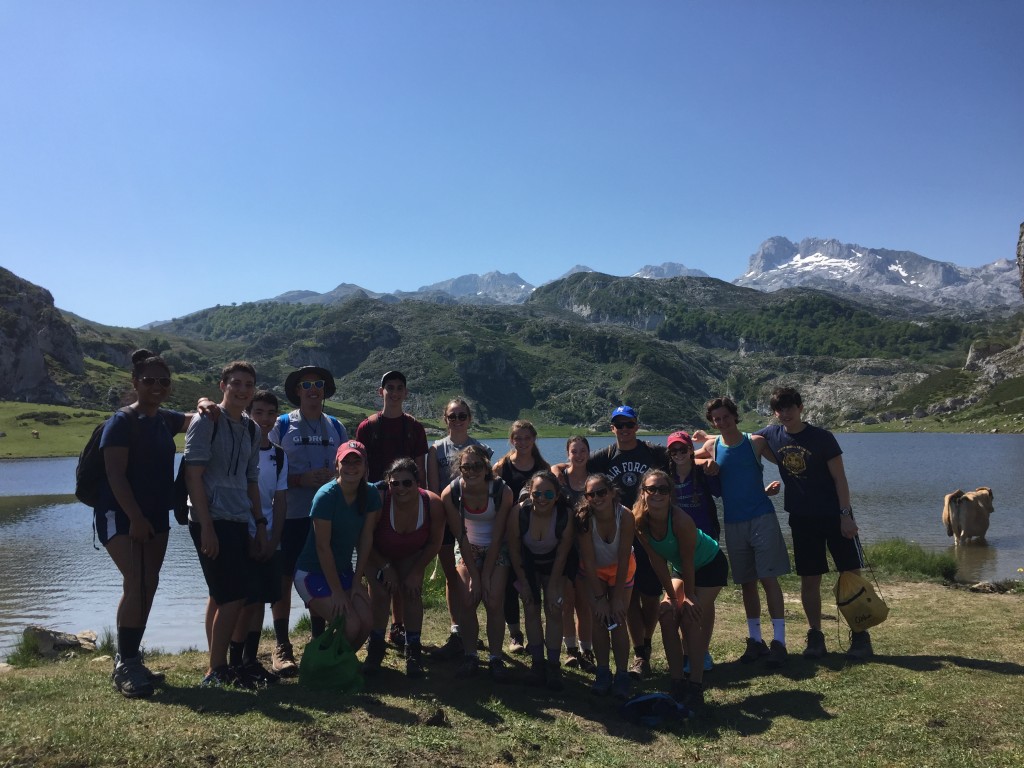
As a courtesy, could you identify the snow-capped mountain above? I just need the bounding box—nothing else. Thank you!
[734,237,1022,310]
[416,271,535,304]
[633,262,710,279]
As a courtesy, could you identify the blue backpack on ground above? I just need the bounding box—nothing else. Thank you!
[619,692,691,727]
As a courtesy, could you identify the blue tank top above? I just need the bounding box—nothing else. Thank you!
[714,434,775,524]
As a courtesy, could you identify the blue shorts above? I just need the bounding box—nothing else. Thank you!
[294,569,354,605]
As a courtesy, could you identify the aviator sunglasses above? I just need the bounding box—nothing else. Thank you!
[300,380,325,390]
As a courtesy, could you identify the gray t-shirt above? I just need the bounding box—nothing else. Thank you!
[183,408,261,524]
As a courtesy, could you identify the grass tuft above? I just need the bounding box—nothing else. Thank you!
[864,538,958,581]
[5,633,42,668]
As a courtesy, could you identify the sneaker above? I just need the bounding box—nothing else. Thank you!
[766,639,788,669]
[563,647,581,668]
[545,660,563,692]
[405,650,426,679]
[271,642,299,677]
[240,660,280,685]
[455,656,479,678]
[739,638,770,663]
[681,680,704,715]
[388,622,406,650]
[628,655,650,680]
[527,658,547,687]
[489,657,510,682]
[846,631,874,662]
[201,665,256,690]
[363,635,387,674]
[508,631,526,655]
[803,629,827,659]
[612,669,632,700]
[579,648,598,674]
[137,649,166,683]
[112,654,154,699]
[591,666,613,695]
[428,633,464,662]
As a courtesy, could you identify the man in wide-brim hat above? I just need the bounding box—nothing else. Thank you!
[283,366,337,407]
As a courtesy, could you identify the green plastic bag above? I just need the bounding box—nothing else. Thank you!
[298,616,364,693]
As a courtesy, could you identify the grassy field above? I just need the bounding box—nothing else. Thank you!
[2,552,1022,768]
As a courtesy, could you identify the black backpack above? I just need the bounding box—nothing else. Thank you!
[75,407,176,508]
[172,416,257,525]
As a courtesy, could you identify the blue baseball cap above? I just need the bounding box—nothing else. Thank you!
[611,405,637,421]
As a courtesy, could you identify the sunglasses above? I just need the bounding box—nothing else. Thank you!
[388,478,415,488]
[643,485,672,496]
[583,487,609,500]
[460,462,485,473]
[300,380,325,390]
[531,489,556,501]
[340,456,364,466]
[668,446,691,455]
[139,376,171,387]
[446,412,469,422]
[611,421,637,430]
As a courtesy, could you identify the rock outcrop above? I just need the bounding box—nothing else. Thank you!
[0,268,84,403]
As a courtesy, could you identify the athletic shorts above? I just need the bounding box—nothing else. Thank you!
[94,506,170,547]
[591,553,637,589]
[455,542,510,569]
[789,514,863,576]
[631,536,663,597]
[280,517,312,576]
[724,514,791,584]
[691,549,729,589]
[189,519,254,605]
[293,569,355,605]
[248,550,283,606]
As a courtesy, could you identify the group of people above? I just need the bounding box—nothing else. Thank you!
[92,350,872,712]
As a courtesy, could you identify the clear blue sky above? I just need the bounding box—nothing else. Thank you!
[2,1,1022,327]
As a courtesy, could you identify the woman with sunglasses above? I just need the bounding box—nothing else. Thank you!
[576,473,636,699]
[492,419,550,654]
[364,458,445,677]
[549,436,596,672]
[426,398,493,661]
[667,430,725,679]
[292,441,377,652]
[442,444,514,680]
[507,470,577,690]
[633,467,727,713]
[96,349,195,698]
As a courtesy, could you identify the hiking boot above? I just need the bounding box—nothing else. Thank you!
[405,648,426,679]
[612,669,632,700]
[546,660,563,692]
[591,666,613,695]
[271,642,299,677]
[563,647,581,668]
[508,631,526,655]
[846,631,874,662]
[803,629,827,659]
[388,622,406,650]
[579,648,598,674]
[628,655,650,680]
[112,654,154,699]
[766,639,788,669]
[739,638,770,663]
[429,632,464,662]
[363,635,387,675]
[489,657,510,683]
[240,660,280,685]
[201,665,256,690]
[455,656,479,678]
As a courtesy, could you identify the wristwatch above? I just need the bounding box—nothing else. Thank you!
[839,507,853,517]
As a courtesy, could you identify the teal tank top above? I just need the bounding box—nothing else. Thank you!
[646,516,720,574]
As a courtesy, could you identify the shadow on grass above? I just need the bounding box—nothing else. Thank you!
[870,654,1024,676]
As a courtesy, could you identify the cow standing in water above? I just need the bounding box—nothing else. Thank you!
[943,487,994,545]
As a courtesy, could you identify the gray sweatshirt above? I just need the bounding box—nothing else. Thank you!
[183,408,261,523]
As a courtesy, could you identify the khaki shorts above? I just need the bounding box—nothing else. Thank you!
[724,514,791,584]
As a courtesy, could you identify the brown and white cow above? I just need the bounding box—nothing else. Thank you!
[942,487,994,545]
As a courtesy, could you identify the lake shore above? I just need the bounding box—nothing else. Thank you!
[2,572,1021,768]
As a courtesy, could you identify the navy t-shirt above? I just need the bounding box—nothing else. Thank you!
[588,441,670,510]
[756,423,842,517]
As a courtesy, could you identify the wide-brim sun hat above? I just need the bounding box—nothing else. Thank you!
[284,366,337,406]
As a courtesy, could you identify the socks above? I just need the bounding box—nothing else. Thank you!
[228,640,244,668]
[242,630,260,665]
[772,619,786,646]
[273,618,290,646]
[405,631,422,648]
[117,626,144,660]
[450,624,460,635]
[747,619,763,642]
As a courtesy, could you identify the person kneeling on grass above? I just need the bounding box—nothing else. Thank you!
[507,470,578,691]
[292,441,378,656]
[576,473,636,700]
[364,457,445,678]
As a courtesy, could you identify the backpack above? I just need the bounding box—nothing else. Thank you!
[75,407,176,508]
[619,692,691,727]
[448,476,507,539]
[172,415,257,525]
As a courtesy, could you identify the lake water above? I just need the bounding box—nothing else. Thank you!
[1,434,1021,656]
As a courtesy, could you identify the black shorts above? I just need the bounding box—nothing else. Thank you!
[693,550,729,589]
[281,518,312,576]
[248,550,283,606]
[94,506,170,546]
[789,514,863,576]
[189,519,254,605]
[632,536,663,597]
